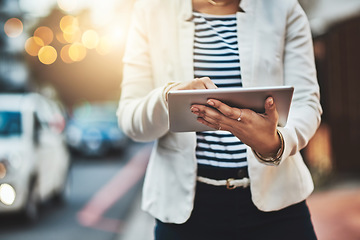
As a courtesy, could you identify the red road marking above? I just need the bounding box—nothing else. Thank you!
[77,145,152,233]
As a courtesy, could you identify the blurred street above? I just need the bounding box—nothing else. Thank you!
[0,141,151,240]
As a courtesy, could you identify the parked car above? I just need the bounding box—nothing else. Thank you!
[65,102,128,157]
[0,93,70,222]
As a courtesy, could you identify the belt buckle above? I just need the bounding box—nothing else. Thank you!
[226,178,236,190]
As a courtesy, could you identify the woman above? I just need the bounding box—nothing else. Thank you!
[117,0,322,239]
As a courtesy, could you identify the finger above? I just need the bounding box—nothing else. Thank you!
[198,77,218,89]
[191,105,233,129]
[264,97,279,123]
[192,104,223,122]
[196,117,221,130]
[207,99,242,121]
[191,78,208,90]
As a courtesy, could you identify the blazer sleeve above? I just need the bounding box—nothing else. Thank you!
[116,2,171,142]
[247,1,322,211]
[276,1,323,162]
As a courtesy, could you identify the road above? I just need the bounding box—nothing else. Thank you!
[0,141,151,240]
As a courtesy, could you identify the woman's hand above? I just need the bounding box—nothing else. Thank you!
[165,77,217,101]
[191,97,281,157]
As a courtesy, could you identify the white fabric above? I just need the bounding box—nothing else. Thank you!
[117,0,322,224]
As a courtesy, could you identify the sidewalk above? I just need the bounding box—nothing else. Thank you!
[307,180,360,240]
[118,180,360,240]
[118,188,155,240]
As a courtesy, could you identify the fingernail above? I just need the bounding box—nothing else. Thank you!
[268,98,274,106]
[191,107,199,112]
[207,100,214,106]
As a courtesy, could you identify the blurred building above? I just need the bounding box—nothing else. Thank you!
[303,0,360,175]
[0,0,29,92]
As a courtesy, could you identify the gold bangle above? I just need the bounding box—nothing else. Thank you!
[253,129,284,166]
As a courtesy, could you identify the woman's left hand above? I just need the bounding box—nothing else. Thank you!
[191,97,281,157]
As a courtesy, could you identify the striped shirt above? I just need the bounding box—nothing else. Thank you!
[193,12,248,170]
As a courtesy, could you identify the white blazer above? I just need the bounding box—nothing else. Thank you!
[117,0,322,224]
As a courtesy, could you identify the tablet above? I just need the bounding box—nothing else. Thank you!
[168,86,294,132]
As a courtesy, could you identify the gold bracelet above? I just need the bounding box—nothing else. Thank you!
[253,129,284,166]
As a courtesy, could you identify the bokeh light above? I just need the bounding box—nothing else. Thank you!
[56,32,67,44]
[63,28,81,43]
[60,44,73,64]
[4,18,23,38]
[69,42,86,62]
[38,45,57,65]
[25,36,44,56]
[82,30,99,49]
[34,26,54,45]
[57,0,78,12]
[60,16,81,43]
[60,15,78,32]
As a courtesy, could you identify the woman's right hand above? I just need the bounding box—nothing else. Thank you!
[166,77,217,101]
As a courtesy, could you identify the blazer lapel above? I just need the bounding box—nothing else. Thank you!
[237,0,257,87]
[178,0,195,83]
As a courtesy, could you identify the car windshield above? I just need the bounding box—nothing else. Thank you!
[0,111,22,137]
[73,103,117,123]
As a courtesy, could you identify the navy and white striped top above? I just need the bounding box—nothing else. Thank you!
[193,12,248,170]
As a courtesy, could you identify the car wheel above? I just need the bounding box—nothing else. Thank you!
[53,172,70,206]
[23,182,40,223]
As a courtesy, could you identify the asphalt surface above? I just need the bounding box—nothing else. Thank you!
[0,141,150,240]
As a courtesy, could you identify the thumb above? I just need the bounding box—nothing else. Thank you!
[264,97,278,122]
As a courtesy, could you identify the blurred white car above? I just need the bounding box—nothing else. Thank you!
[0,93,70,222]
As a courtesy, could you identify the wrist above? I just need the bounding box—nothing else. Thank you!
[260,132,282,158]
[253,129,284,166]
[163,82,182,102]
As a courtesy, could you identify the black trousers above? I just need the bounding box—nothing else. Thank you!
[155,180,317,240]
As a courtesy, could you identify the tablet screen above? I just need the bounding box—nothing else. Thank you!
[168,86,294,132]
